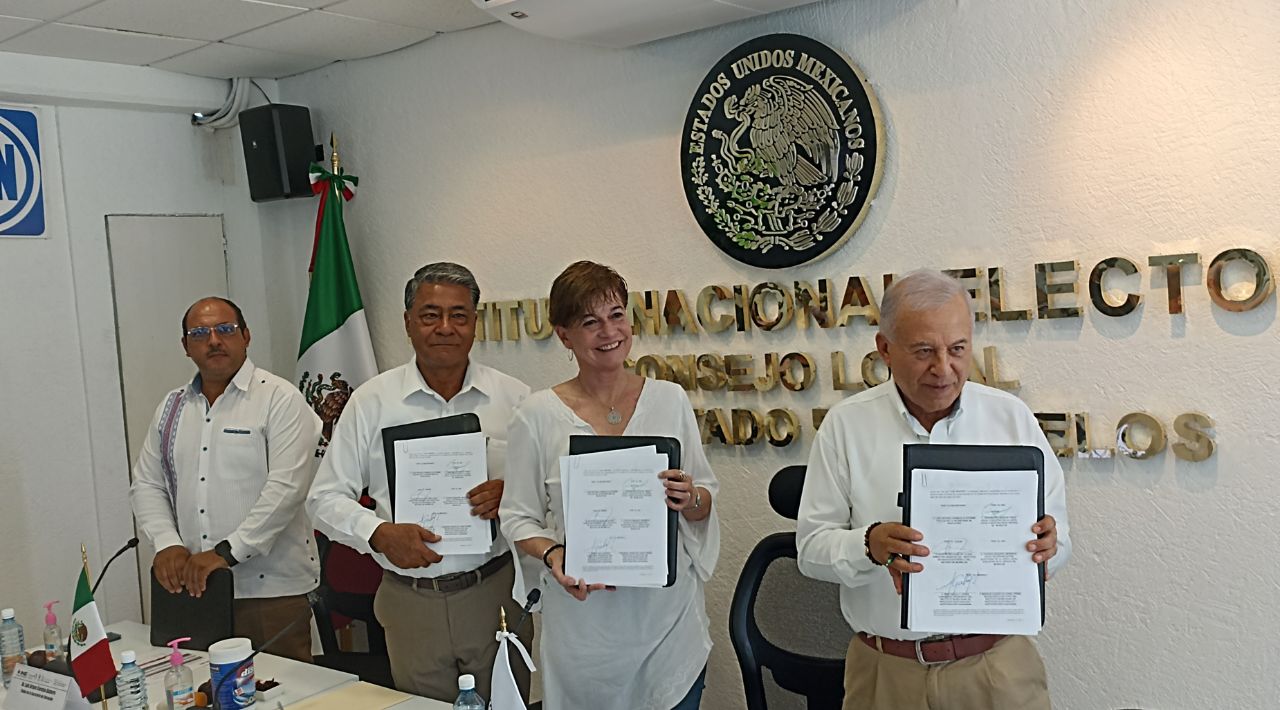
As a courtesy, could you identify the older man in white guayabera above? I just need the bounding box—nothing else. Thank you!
[307,262,533,704]
[796,269,1072,710]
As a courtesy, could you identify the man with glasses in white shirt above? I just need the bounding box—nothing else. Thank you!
[307,262,532,703]
[797,270,1072,710]
[130,297,323,662]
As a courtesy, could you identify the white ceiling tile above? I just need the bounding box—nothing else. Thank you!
[0,22,204,65]
[153,41,332,79]
[0,0,100,22]
[227,10,434,61]
[0,14,38,41]
[325,0,494,32]
[63,0,305,42]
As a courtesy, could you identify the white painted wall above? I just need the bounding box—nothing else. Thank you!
[0,56,281,631]
[265,1,1280,707]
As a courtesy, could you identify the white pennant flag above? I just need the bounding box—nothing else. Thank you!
[490,629,536,710]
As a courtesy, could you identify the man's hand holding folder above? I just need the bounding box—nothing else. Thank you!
[371,523,444,569]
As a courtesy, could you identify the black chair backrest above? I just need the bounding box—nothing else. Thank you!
[149,566,234,650]
[769,465,807,520]
[731,465,850,709]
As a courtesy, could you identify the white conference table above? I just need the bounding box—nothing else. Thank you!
[0,620,449,709]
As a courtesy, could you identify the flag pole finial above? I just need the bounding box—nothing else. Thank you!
[499,606,508,633]
[330,133,340,173]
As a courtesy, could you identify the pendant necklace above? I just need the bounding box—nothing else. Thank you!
[605,403,623,426]
[585,380,624,425]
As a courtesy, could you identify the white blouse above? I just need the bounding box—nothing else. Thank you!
[500,379,720,710]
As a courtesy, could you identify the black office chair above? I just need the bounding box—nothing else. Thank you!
[309,531,395,688]
[730,465,850,710]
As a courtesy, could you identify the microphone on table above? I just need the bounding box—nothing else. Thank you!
[513,588,541,636]
[91,537,140,595]
[212,593,318,710]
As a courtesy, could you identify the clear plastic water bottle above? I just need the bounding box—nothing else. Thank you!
[453,673,485,710]
[116,650,149,710]
[0,608,26,689]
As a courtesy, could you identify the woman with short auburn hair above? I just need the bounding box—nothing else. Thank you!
[500,261,720,710]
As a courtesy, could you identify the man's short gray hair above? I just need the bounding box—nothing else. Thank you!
[879,270,971,340]
[403,262,481,310]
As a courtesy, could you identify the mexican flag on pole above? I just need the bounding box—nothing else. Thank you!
[69,568,114,697]
[296,162,378,451]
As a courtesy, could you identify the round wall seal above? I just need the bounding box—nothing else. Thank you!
[680,34,884,269]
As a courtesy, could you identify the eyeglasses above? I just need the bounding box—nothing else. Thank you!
[186,322,242,340]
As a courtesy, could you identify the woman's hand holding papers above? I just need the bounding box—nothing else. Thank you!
[659,469,712,522]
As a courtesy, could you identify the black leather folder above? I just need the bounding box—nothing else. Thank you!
[568,435,681,588]
[149,566,234,649]
[897,443,1046,630]
[380,413,494,542]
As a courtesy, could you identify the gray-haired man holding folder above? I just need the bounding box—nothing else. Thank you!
[796,270,1071,710]
[306,262,531,703]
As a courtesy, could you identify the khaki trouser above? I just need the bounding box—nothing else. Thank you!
[233,595,314,663]
[843,635,1051,710]
[373,559,531,703]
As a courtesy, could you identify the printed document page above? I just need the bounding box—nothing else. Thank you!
[562,446,669,587]
[392,431,491,555]
[906,468,1042,635]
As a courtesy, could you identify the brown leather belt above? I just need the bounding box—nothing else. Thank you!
[858,632,1004,665]
[386,552,511,594]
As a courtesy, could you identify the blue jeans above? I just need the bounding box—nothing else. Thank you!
[670,666,707,710]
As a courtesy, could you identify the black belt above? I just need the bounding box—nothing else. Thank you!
[386,552,511,594]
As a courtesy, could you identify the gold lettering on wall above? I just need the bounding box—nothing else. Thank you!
[664,290,701,334]
[1147,253,1199,314]
[521,298,554,340]
[1116,412,1167,459]
[1034,412,1073,457]
[1034,260,1082,319]
[696,285,735,333]
[944,267,987,321]
[793,280,835,329]
[1073,413,1114,459]
[724,354,755,392]
[750,282,795,331]
[1172,412,1216,461]
[1088,257,1142,317]
[831,351,866,392]
[836,276,880,327]
[765,408,800,447]
[629,291,668,336]
[1207,248,1274,312]
[988,267,1032,321]
[861,351,888,387]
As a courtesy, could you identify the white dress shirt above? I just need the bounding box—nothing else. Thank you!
[500,380,720,710]
[796,380,1072,641]
[306,359,530,578]
[130,358,323,599]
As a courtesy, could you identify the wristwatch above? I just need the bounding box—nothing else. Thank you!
[213,540,240,567]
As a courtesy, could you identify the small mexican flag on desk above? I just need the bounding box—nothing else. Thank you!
[69,568,114,696]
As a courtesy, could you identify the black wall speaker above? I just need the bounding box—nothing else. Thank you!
[239,103,314,202]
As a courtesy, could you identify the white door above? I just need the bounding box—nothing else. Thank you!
[106,214,228,620]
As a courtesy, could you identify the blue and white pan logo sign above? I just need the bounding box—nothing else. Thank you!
[0,107,45,237]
